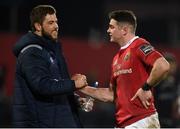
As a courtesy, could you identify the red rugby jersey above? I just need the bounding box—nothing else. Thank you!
[110,37,162,127]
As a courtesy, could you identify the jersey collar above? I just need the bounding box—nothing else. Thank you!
[120,36,139,50]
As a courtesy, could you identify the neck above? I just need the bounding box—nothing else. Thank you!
[34,31,42,37]
[119,34,135,47]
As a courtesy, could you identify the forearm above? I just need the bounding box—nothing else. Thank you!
[80,86,114,102]
[23,52,76,96]
[147,57,170,86]
[29,78,75,96]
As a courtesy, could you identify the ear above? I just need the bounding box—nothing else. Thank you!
[121,25,128,35]
[34,22,42,32]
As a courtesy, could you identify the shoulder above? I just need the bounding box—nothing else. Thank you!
[21,44,43,53]
[132,38,155,55]
[133,38,150,48]
[19,44,50,61]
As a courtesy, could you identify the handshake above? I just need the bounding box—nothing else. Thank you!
[71,74,88,89]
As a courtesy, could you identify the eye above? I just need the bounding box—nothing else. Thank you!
[48,21,52,24]
[109,25,115,29]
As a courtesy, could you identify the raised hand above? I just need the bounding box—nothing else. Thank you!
[71,74,88,89]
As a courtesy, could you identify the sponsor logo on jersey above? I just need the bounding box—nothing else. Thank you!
[113,68,132,76]
[140,44,154,55]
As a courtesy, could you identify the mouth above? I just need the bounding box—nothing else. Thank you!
[53,30,58,33]
[51,31,58,39]
[52,30,58,35]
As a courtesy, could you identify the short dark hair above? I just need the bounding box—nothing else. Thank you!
[108,10,137,33]
[30,5,56,32]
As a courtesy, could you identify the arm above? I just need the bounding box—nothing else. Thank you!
[131,57,170,108]
[80,84,114,102]
[146,57,170,86]
[21,48,85,96]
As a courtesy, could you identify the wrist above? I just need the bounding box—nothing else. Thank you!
[142,82,152,91]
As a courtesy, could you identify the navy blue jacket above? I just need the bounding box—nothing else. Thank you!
[12,32,82,127]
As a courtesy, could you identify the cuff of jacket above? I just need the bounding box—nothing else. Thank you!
[63,79,76,92]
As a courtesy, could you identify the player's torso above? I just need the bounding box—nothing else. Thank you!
[112,38,156,127]
[112,42,149,99]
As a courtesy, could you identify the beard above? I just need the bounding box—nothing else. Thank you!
[42,28,58,42]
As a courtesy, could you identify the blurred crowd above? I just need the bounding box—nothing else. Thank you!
[155,52,180,127]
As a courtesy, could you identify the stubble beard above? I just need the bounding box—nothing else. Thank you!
[42,28,58,42]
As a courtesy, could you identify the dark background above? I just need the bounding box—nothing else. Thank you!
[0,0,180,46]
[0,0,180,127]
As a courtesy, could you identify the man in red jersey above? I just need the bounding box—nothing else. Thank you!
[80,10,170,128]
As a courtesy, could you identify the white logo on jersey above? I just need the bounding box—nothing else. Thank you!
[113,68,132,76]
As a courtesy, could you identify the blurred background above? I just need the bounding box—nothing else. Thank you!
[0,0,180,127]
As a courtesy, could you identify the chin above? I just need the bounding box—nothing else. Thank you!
[49,36,57,41]
[52,35,58,40]
[110,38,114,42]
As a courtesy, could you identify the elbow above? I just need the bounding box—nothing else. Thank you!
[101,93,114,102]
[108,96,114,102]
[102,97,113,102]
[160,59,170,78]
[163,61,170,74]
[101,97,113,102]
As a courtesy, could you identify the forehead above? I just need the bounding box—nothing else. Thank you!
[109,19,118,26]
[44,13,57,22]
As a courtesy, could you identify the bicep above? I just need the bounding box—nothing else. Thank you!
[152,57,170,74]
[147,57,170,86]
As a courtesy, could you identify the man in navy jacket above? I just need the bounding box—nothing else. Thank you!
[12,5,87,127]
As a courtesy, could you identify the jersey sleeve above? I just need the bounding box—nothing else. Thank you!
[136,43,163,66]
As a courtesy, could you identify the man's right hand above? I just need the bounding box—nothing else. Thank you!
[71,74,88,89]
[131,88,152,109]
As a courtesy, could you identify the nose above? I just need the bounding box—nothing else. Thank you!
[107,28,110,33]
[55,22,59,30]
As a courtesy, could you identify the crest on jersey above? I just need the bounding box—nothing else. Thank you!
[140,44,154,55]
[124,51,131,61]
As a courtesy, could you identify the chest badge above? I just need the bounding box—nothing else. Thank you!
[124,51,131,61]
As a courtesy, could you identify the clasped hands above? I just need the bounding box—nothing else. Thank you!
[71,74,94,112]
[71,74,88,89]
